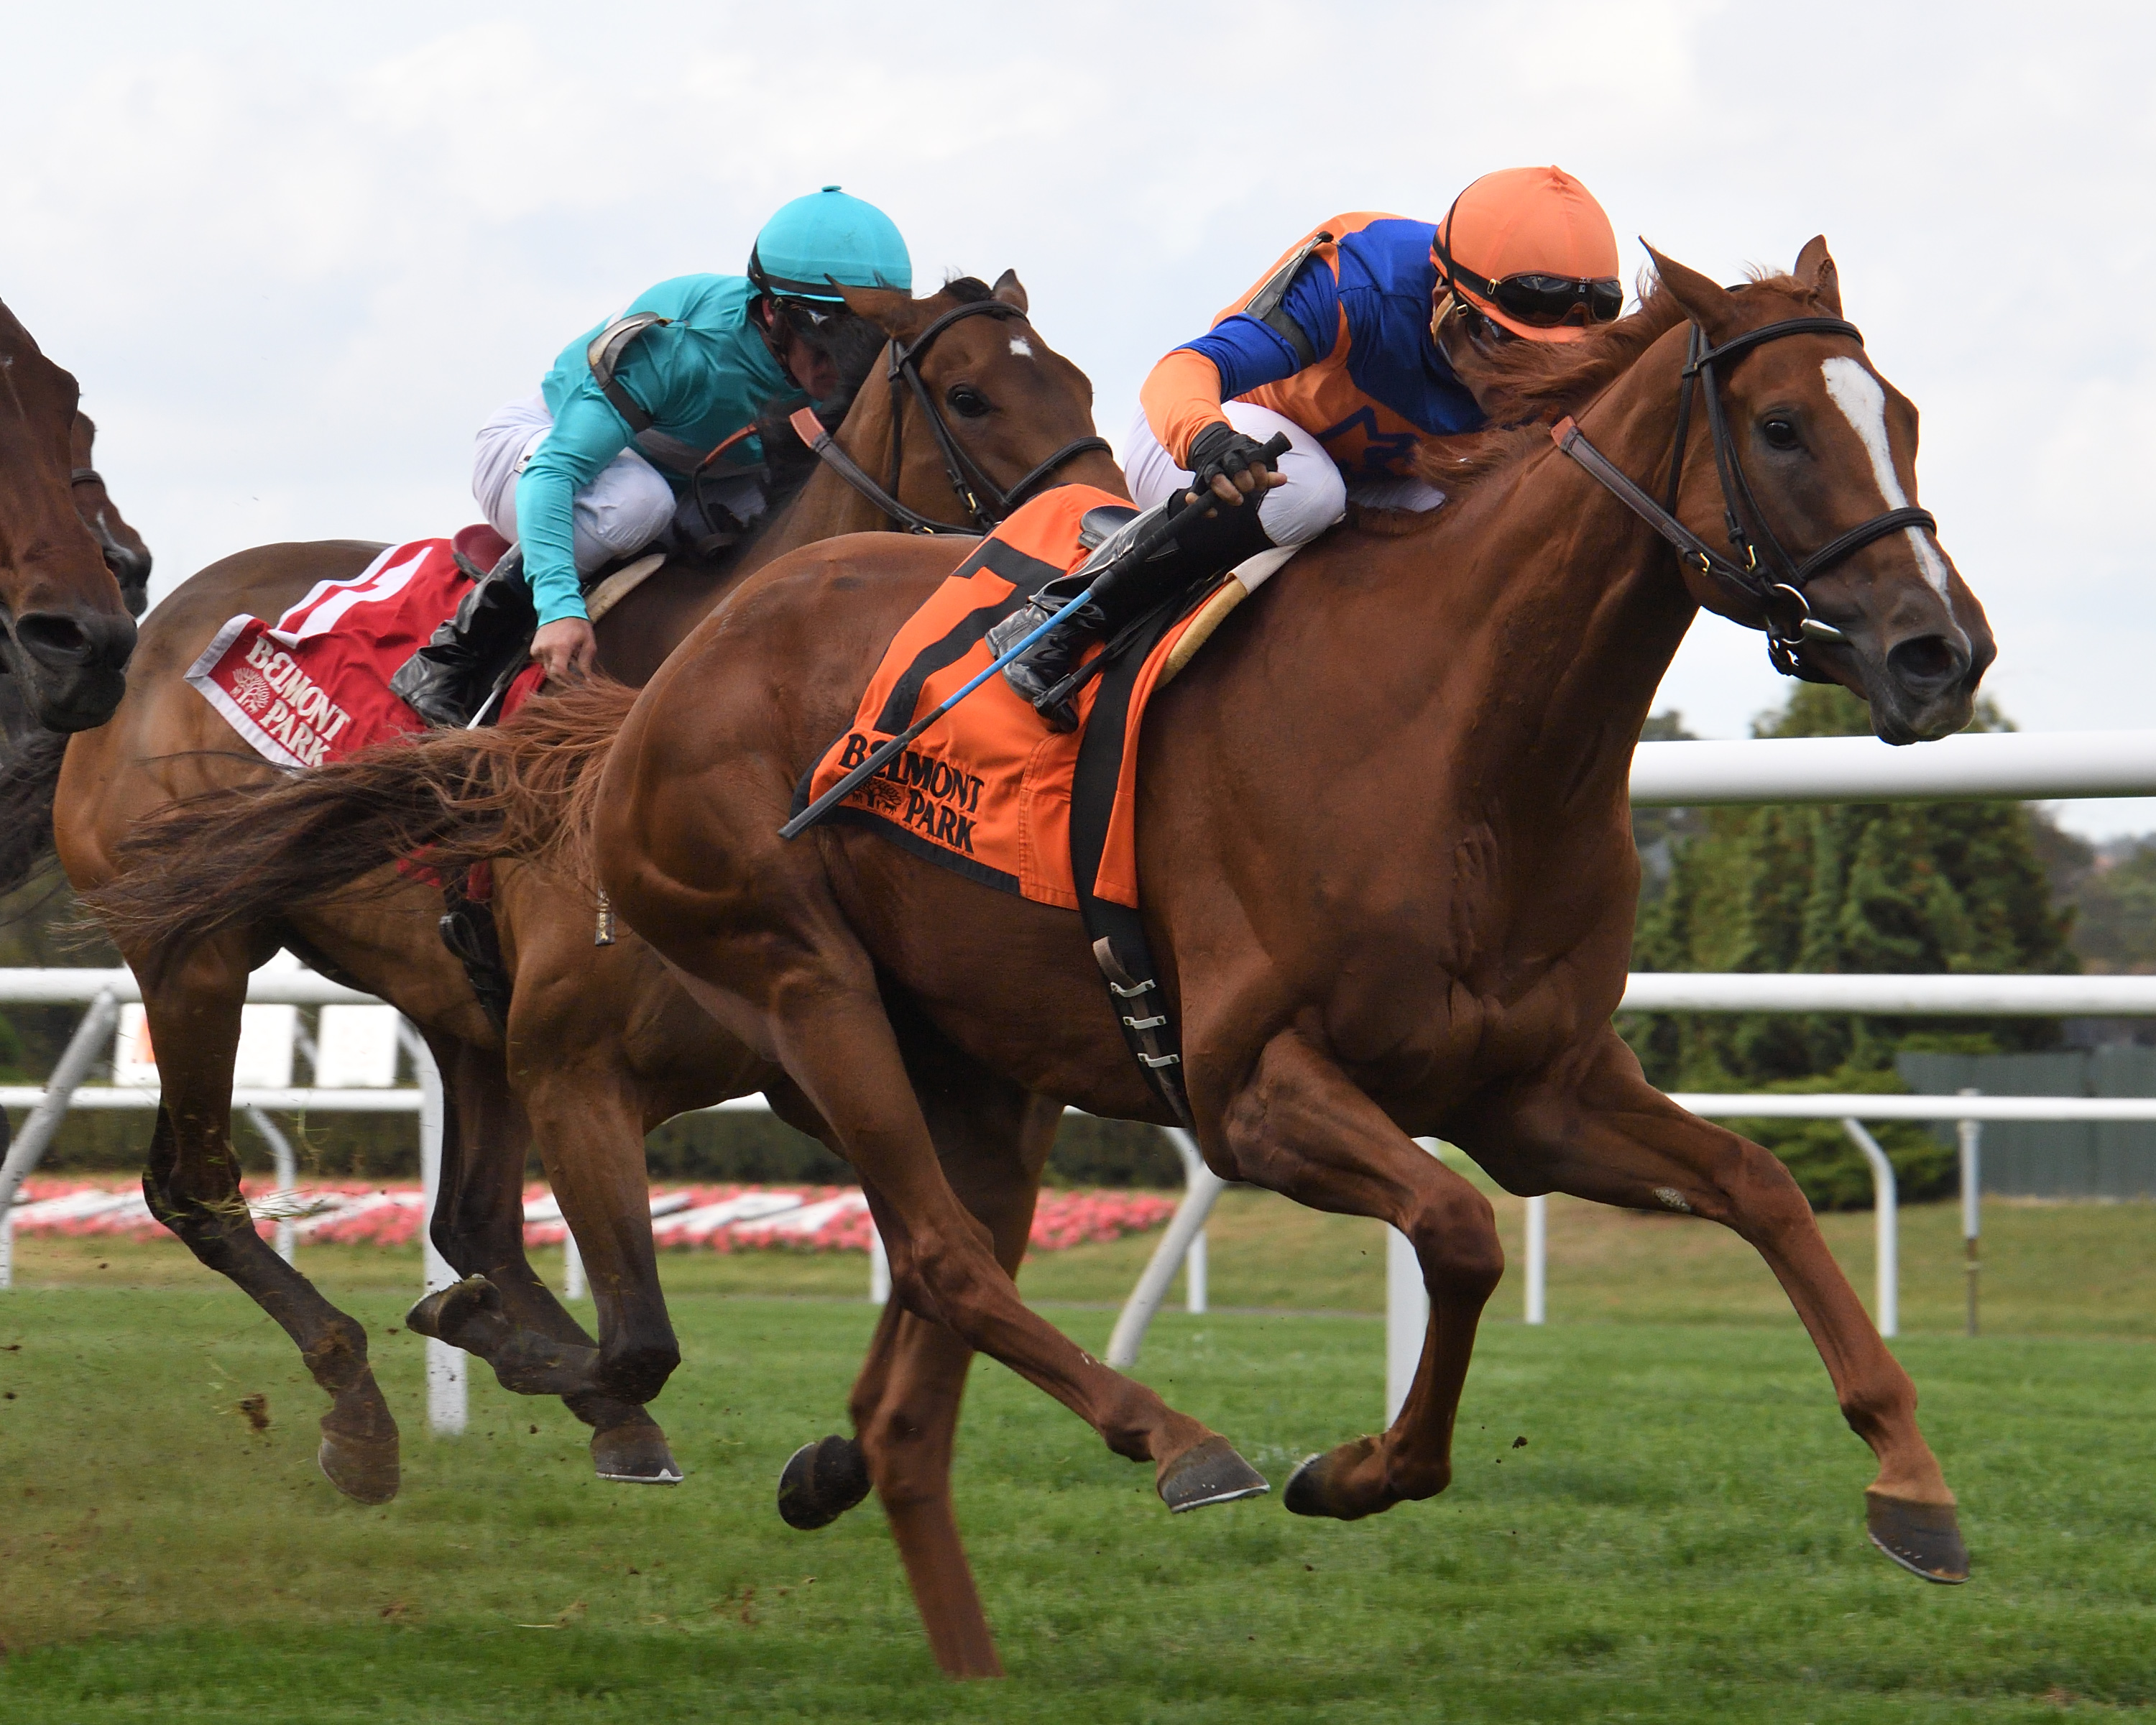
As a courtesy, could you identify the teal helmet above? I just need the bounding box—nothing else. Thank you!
[747,185,911,303]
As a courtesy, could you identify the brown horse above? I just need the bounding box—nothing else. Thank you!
[0,413,153,748]
[52,275,1120,1564]
[0,304,138,733]
[571,240,1989,1645]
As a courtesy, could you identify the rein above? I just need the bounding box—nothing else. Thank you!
[793,298,1110,536]
[1552,316,1938,679]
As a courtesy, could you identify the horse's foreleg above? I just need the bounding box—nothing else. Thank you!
[752,969,1258,1510]
[1469,1029,1966,1583]
[1210,1027,1505,1522]
[137,949,400,1503]
[829,1074,1059,1679]
[405,1038,680,1482]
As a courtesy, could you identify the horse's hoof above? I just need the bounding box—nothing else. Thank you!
[1158,1435,1268,1514]
[405,1274,497,1343]
[1866,1490,1968,1583]
[591,1421,683,1485]
[1281,1435,1394,1521]
[778,1435,871,1530]
[318,1429,401,1504]
[1282,1452,1333,1518]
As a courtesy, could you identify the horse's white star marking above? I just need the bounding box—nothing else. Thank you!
[1820,356,1949,597]
[1008,336,1033,358]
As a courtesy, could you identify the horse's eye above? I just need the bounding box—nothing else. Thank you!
[946,385,991,418]
[1762,416,1801,451]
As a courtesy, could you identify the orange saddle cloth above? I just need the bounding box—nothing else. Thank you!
[798,485,1217,912]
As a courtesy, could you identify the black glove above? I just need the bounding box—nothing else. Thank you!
[1185,422,1277,497]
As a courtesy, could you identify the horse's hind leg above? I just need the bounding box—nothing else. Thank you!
[405,1035,679,1482]
[1204,1027,1505,1522]
[137,942,400,1502]
[1470,1029,1966,1583]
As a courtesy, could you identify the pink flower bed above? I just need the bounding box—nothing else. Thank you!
[8,1177,1176,1255]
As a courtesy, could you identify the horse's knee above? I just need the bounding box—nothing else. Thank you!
[1405,1183,1505,1302]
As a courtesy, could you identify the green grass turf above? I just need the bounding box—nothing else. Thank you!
[1,1199,2151,1720]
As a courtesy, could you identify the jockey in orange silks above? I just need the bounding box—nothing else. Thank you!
[996,167,1622,725]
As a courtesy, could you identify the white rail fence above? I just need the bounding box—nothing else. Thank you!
[7,729,2156,1432]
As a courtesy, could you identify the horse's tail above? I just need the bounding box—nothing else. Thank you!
[83,681,641,960]
[0,732,69,896]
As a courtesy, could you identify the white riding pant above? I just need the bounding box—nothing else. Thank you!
[471,395,677,574]
[1122,400,1445,591]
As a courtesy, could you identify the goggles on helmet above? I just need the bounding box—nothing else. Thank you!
[770,295,841,337]
[1432,224,1623,330]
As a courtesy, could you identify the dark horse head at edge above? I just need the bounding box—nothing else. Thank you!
[0,300,137,732]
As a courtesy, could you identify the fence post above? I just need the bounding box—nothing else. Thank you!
[562,1230,586,1302]
[1105,1128,1223,1368]
[402,1024,466,1435]
[869,1218,890,1305]
[1958,1090,1982,1338]
[0,990,121,1291]
[1384,1224,1422,1425]
[1840,1119,1899,1338]
[243,1105,300,1266]
[1524,1194,1547,1326]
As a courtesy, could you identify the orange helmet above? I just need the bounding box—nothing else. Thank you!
[1432,166,1622,344]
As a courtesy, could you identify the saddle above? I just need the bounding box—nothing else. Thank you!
[798,486,1251,1124]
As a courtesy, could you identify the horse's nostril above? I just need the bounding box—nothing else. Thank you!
[1886,633,1963,692]
[12,609,137,671]
[15,612,92,665]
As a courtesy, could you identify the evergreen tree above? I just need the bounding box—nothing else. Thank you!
[1624,685,2076,1206]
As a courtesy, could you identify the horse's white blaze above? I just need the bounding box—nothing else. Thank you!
[1820,356,1950,597]
[1008,336,1033,358]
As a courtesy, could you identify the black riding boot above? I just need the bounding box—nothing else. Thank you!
[387,546,538,729]
[990,493,1273,730]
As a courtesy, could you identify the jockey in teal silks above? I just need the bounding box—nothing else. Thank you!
[392,186,911,728]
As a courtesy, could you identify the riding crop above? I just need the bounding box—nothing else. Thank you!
[779,432,1290,840]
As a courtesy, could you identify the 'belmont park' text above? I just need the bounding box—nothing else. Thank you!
[836,733,985,855]
[242,632,356,768]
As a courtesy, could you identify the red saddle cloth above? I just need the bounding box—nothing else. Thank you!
[800,486,1214,911]
[185,526,514,768]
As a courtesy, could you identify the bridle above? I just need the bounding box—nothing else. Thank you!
[788,298,1110,536]
[1551,316,1938,679]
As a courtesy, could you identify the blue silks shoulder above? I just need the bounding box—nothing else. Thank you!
[516,274,791,625]
[1176,218,1485,449]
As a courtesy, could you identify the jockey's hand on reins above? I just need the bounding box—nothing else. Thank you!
[1185,423,1289,509]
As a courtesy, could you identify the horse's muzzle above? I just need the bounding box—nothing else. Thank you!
[1864,623,1990,746]
[4,605,137,731]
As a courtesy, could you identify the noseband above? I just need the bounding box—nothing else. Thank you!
[794,298,1112,537]
[1552,316,1938,680]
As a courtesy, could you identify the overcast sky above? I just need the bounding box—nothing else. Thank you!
[6,1,2150,833]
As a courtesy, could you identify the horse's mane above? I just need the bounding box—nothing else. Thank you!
[1406,271,1818,503]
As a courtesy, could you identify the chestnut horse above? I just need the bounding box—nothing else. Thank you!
[0,303,138,733]
[569,241,1989,1658]
[53,276,1118,1542]
[0,413,153,747]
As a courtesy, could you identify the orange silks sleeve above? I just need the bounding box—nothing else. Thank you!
[1139,349,1229,469]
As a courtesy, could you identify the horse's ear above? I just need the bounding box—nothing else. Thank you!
[1792,235,1843,316]
[990,270,1029,313]
[1642,242,1737,337]
[832,282,926,339]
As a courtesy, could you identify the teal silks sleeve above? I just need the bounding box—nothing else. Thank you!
[515,275,791,625]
